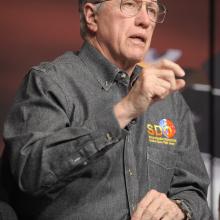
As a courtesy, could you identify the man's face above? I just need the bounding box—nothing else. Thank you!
[89,0,156,70]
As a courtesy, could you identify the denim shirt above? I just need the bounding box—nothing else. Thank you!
[3,42,210,220]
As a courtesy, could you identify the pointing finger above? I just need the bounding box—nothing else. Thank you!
[154,59,185,78]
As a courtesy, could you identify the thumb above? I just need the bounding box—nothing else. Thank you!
[175,79,186,91]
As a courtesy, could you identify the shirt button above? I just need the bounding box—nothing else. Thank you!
[120,72,127,79]
[106,132,113,141]
[130,119,137,125]
[70,157,81,164]
[128,169,133,176]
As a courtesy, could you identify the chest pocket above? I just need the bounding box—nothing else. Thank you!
[147,146,177,193]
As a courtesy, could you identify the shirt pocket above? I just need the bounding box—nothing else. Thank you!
[146,146,177,193]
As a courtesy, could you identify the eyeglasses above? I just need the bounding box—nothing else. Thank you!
[92,0,167,24]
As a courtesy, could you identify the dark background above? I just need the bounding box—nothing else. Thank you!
[1,0,220,218]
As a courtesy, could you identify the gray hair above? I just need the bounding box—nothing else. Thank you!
[78,0,102,39]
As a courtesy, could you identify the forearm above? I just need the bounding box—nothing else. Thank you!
[6,127,92,195]
[113,99,135,129]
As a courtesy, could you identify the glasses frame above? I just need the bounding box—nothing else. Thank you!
[91,0,167,24]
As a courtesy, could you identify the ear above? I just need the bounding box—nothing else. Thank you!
[83,3,98,33]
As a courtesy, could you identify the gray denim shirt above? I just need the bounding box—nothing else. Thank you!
[3,42,210,220]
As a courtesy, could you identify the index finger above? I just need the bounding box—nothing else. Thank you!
[154,59,185,78]
[131,189,159,220]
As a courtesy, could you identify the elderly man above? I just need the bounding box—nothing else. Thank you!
[3,0,210,219]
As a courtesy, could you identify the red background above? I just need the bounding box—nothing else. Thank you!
[0,1,219,152]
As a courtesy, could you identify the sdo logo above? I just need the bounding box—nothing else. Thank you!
[147,119,176,139]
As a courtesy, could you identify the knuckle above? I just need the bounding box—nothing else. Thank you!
[166,70,174,78]
[159,192,167,199]
[149,189,158,195]
[160,58,169,66]
[160,88,168,96]
[138,203,146,211]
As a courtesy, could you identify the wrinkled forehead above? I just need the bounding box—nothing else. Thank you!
[79,0,159,7]
[79,0,159,4]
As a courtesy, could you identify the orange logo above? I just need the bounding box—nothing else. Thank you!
[147,119,177,145]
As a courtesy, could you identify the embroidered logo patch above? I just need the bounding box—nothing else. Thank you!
[146,119,177,146]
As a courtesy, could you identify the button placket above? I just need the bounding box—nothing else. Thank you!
[123,131,139,216]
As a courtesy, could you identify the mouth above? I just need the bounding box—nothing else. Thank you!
[129,34,147,44]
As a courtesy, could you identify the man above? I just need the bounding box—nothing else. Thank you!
[3,0,210,219]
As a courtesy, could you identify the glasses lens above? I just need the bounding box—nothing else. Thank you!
[120,0,166,23]
[146,2,166,23]
[121,0,140,17]
[146,2,159,22]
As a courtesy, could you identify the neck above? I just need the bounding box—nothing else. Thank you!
[86,37,137,77]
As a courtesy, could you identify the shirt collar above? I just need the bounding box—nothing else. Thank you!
[130,65,142,88]
[78,42,120,91]
[78,42,142,90]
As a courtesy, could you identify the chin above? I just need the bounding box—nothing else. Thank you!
[126,48,146,61]
[126,54,145,64]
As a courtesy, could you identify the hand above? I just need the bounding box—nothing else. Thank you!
[114,59,185,128]
[131,189,185,220]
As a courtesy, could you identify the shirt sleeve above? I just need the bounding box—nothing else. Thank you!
[3,68,125,197]
[168,92,211,219]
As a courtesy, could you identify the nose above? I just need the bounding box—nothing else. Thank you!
[135,3,152,28]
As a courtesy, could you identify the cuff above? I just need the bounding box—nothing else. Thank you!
[173,199,193,220]
[90,105,127,151]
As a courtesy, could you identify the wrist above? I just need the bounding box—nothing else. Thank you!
[113,99,136,129]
